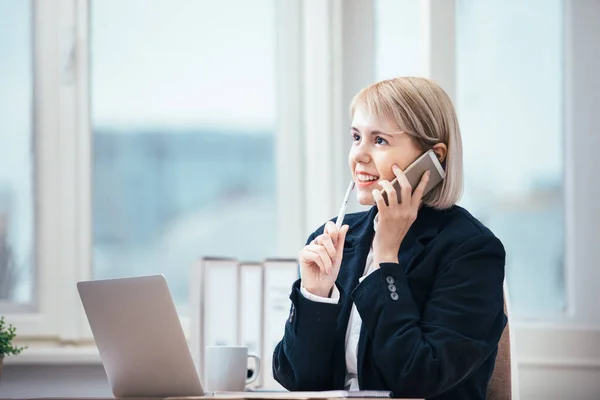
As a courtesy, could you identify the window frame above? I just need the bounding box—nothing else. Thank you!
[0,0,37,316]
[2,0,71,340]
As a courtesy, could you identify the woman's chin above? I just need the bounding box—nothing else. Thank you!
[357,193,375,206]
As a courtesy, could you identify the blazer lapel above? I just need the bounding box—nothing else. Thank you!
[336,206,377,296]
[399,226,438,275]
[399,206,442,275]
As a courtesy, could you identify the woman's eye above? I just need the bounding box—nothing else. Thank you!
[375,136,389,145]
[352,133,360,141]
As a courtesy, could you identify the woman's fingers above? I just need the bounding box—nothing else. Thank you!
[378,180,397,206]
[317,245,333,274]
[335,225,349,257]
[412,170,431,207]
[301,249,324,270]
[314,233,336,259]
[302,250,328,280]
[306,244,332,274]
[392,165,412,204]
[324,221,339,244]
[372,188,387,211]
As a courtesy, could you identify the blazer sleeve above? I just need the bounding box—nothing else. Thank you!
[352,233,506,398]
[272,230,343,391]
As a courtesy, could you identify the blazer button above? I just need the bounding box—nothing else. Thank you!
[388,284,396,292]
[390,292,399,301]
[386,276,394,284]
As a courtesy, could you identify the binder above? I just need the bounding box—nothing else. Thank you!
[261,258,300,390]
[190,256,299,390]
[190,256,239,382]
[239,261,265,388]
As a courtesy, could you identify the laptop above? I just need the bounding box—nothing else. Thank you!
[78,274,394,399]
[77,274,205,397]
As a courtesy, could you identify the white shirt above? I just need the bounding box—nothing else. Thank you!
[300,246,376,390]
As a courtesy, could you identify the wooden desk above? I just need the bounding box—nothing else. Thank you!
[18,397,420,400]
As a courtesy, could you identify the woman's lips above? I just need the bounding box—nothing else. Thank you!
[356,180,378,188]
[355,173,379,188]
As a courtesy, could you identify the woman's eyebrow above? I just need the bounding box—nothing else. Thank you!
[351,126,394,138]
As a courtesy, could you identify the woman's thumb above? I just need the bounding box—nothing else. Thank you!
[336,225,349,251]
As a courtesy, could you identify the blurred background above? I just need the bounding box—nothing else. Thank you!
[0,0,599,399]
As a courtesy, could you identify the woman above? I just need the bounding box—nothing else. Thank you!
[272,77,506,400]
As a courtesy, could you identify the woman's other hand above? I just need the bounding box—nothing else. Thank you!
[372,165,430,267]
[299,221,349,297]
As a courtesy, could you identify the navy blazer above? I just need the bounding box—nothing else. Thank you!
[273,205,506,400]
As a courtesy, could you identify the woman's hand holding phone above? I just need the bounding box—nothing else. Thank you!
[372,165,430,267]
[299,221,349,297]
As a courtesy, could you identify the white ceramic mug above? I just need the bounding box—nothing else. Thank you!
[205,345,261,392]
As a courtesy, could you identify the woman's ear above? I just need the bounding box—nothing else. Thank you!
[432,143,447,163]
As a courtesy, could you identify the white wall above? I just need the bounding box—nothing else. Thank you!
[518,366,600,400]
[0,365,110,398]
[564,0,600,328]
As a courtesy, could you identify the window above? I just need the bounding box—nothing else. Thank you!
[456,0,564,319]
[375,0,566,320]
[374,0,423,80]
[0,0,34,309]
[90,0,277,314]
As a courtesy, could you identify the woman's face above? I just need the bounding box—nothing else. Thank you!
[349,106,423,205]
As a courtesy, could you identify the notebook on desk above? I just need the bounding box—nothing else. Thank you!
[214,390,392,398]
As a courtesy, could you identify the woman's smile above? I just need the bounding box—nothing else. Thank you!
[355,171,380,188]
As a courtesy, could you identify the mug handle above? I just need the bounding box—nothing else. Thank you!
[246,355,261,385]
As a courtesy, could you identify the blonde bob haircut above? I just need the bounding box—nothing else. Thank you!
[350,77,463,210]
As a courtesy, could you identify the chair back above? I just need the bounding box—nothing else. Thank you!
[487,283,519,400]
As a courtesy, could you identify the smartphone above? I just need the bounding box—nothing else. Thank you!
[382,149,446,205]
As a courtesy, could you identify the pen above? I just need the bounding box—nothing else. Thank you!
[336,180,355,229]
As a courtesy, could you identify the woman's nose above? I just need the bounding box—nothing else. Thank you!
[352,144,371,164]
